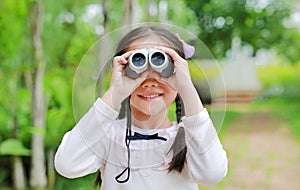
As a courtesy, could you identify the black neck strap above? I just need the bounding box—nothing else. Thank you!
[115,96,131,183]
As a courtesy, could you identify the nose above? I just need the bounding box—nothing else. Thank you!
[141,79,158,88]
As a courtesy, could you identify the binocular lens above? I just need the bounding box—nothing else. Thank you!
[125,48,173,79]
[131,53,146,67]
[150,52,165,66]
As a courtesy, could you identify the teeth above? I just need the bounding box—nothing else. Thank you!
[142,94,160,98]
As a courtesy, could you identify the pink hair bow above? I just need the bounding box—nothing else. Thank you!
[175,33,195,59]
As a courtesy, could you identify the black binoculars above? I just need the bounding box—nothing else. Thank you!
[125,48,174,79]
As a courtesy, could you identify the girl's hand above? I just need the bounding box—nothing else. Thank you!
[153,47,193,94]
[153,47,204,116]
[102,51,148,109]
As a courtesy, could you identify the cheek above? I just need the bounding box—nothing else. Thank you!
[130,95,141,108]
[130,90,140,103]
[164,90,177,106]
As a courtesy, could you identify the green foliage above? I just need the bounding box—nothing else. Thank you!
[45,69,75,148]
[218,110,240,137]
[0,0,31,62]
[0,168,9,189]
[257,62,300,99]
[253,97,300,142]
[0,68,32,146]
[166,0,199,32]
[184,0,299,62]
[0,0,32,140]
[189,60,221,80]
[0,139,31,156]
[55,173,97,190]
[43,0,99,68]
[255,60,300,141]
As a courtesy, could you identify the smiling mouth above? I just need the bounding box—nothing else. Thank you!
[138,93,163,100]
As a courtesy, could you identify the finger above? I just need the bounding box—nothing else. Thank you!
[154,46,184,62]
[112,50,136,68]
[121,50,135,60]
[113,56,126,66]
[112,56,127,73]
[159,76,177,91]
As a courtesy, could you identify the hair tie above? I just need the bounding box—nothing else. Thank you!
[175,33,195,59]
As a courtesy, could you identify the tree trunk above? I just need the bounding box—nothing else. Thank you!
[47,149,55,190]
[158,0,168,22]
[30,1,47,189]
[122,0,133,26]
[102,0,109,33]
[95,0,111,96]
[13,156,26,190]
[146,0,151,22]
[12,113,26,190]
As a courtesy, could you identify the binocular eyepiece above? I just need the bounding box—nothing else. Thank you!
[125,48,174,79]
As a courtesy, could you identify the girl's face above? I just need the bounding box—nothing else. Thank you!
[127,35,177,120]
[130,78,177,120]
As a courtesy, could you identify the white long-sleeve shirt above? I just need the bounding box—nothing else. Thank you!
[54,98,228,190]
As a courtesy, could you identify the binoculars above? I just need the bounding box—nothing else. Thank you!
[125,48,174,79]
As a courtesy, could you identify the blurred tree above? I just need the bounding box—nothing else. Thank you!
[0,139,31,189]
[0,0,32,189]
[184,0,299,62]
[42,1,103,188]
[122,0,133,25]
[29,1,47,189]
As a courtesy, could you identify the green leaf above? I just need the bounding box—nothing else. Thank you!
[24,126,46,136]
[0,139,31,156]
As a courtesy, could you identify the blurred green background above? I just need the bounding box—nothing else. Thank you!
[1,0,300,189]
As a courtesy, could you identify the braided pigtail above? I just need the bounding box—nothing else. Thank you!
[168,95,187,173]
[94,172,102,188]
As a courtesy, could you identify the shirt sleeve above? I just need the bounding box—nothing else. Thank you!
[182,108,228,185]
[54,98,119,178]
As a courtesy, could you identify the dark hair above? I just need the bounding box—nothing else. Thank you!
[115,26,184,58]
[168,95,187,172]
[95,26,187,187]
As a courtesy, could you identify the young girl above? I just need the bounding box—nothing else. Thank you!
[54,26,228,189]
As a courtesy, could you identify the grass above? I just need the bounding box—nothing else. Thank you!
[251,97,300,142]
[198,96,300,190]
[217,109,241,139]
[55,173,98,190]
